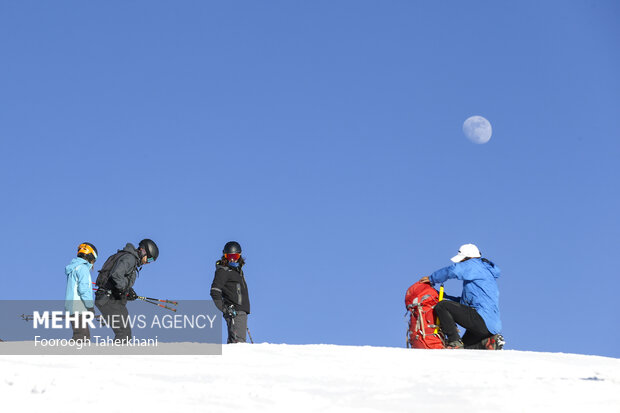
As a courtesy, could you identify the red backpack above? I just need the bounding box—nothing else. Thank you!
[405,282,445,349]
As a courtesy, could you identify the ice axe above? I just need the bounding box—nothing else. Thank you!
[434,284,444,335]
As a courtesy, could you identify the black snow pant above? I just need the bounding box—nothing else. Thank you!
[224,311,247,343]
[95,294,132,343]
[434,300,492,348]
[70,313,91,341]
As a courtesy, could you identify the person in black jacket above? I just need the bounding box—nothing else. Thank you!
[210,241,250,343]
[95,239,159,343]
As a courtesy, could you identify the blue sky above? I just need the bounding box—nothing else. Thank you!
[1,1,618,357]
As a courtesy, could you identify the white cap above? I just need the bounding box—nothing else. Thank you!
[451,244,481,263]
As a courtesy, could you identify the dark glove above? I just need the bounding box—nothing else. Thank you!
[127,288,138,301]
[112,289,124,299]
[224,304,237,318]
[86,307,95,314]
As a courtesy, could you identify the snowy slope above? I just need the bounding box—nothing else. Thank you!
[0,343,618,412]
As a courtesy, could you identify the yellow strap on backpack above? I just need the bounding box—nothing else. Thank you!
[434,284,444,334]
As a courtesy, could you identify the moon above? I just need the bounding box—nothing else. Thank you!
[463,116,492,144]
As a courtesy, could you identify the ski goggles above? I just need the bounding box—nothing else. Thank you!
[147,257,155,263]
[224,253,241,261]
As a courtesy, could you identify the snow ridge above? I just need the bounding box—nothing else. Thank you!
[1,343,618,412]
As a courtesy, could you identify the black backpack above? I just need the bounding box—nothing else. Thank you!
[95,250,131,289]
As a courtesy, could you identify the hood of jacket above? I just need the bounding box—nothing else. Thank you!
[123,243,141,261]
[481,258,501,279]
[65,257,92,275]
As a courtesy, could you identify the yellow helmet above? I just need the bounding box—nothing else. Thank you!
[77,242,98,263]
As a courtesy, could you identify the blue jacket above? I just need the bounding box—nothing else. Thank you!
[429,258,502,334]
[65,257,94,313]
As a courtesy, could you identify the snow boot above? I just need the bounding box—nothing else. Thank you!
[481,334,505,350]
[445,340,464,349]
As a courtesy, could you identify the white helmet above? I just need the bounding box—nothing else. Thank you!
[451,244,481,263]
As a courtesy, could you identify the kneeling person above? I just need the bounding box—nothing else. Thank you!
[420,244,503,350]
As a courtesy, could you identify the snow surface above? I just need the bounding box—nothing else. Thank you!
[1,343,619,412]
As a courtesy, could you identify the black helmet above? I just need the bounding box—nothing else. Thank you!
[223,241,242,255]
[139,239,159,261]
[77,242,98,263]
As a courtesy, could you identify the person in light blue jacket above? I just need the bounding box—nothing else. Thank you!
[419,243,503,350]
[65,242,98,341]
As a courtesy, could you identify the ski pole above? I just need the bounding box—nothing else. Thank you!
[137,297,177,312]
[137,296,178,305]
[434,284,444,334]
[247,327,254,344]
[93,284,178,306]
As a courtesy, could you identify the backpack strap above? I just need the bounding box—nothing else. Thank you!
[407,297,427,338]
[417,304,430,338]
[410,294,440,339]
[96,250,131,289]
